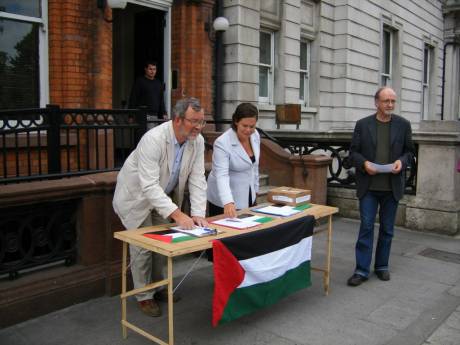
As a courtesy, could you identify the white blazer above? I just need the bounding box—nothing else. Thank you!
[207,128,260,210]
[113,121,207,230]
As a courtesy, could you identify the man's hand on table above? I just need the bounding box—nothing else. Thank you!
[192,216,209,227]
[169,209,209,229]
[170,209,195,229]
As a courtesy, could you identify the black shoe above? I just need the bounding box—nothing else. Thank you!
[375,270,390,281]
[347,273,368,287]
[154,290,181,303]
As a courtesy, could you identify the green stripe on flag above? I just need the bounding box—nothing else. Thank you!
[219,261,311,325]
[172,235,195,243]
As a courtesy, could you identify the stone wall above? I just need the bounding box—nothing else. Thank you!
[0,172,123,327]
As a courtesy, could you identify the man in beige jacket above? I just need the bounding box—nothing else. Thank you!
[113,97,208,317]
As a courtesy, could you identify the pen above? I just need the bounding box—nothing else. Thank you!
[203,227,217,235]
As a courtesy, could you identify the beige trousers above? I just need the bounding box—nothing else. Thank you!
[129,212,167,302]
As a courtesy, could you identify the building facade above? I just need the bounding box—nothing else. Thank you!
[220,0,460,130]
[0,0,215,115]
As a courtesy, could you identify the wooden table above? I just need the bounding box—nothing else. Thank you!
[114,204,338,345]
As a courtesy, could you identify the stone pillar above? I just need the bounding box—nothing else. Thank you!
[443,44,460,120]
[221,0,260,119]
[290,155,332,205]
[442,2,460,120]
[405,121,460,235]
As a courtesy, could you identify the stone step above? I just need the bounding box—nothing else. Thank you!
[259,173,269,187]
[256,185,278,204]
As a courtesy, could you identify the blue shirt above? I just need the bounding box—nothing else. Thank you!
[164,138,186,195]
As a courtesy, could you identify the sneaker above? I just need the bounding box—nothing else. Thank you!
[154,290,181,303]
[138,299,161,317]
[375,270,390,281]
[347,273,368,287]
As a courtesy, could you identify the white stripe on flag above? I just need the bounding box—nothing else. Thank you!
[238,236,312,288]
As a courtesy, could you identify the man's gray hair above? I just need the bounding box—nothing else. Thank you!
[172,97,202,119]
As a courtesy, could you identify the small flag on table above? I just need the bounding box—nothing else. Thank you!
[212,215,314,326]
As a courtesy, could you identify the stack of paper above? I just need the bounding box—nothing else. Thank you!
[253,205,301,217]
[211,217,261,229]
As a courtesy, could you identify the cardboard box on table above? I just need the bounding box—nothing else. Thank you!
[267,187,311,206]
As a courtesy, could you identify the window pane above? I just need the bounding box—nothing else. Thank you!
[0,0,41,17]
[259,66,269,98]
[260,32,271,65]
[383,29,391,74]
[299,72,305,100]
[0,19,40,109]
[300,42,308,71]
[423,46,429,84]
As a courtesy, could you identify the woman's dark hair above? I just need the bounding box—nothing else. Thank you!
[231,103,258,130]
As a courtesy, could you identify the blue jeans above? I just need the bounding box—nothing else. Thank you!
[354,191,399,277]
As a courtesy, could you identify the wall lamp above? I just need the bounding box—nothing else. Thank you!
[205,16,229,41]
[97,0,127,22]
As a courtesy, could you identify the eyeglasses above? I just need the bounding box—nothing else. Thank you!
[380,99,396,105]
[183,118,206,127]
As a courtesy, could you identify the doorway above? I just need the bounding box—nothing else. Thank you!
[112,4,167,110]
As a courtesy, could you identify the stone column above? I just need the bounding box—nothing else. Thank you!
[405,121,460,235]
[443,44,460,120]
[442,2,460,120]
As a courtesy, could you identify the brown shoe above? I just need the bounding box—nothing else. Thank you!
[154,290,181,303]
[138,299,161,317]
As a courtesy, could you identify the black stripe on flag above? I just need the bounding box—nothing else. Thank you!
[220,215,315,260]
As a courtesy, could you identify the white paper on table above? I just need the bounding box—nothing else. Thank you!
[211,218,260,229]
[169,226,217,237]
[368,162,394,173]
[253,205,301,217]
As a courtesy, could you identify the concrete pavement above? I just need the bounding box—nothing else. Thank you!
[1,217,459,345]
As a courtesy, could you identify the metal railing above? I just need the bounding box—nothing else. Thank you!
[259,130,417,195]
[0,107,417,193]
[0,106,155,184]
[0,199,78,279]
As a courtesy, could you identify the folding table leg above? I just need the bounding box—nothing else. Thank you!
[121,242,128,338]
[167,256,174,345]
[324,214,333,295]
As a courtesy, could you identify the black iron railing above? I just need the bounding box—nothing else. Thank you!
[0,199,78,279]
[0,107,417,194]
[0,106,157,184]
[258,129,417,195]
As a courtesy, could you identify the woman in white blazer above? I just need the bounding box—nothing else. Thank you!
[207,103,260,217]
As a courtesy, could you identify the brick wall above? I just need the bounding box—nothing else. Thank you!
[171,0,215,116]
[48,0,112,108]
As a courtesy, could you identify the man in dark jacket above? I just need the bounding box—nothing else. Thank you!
[347,87,415,286]
[128,61,167,121]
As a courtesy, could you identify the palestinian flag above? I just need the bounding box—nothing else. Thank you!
[212,215,314,327]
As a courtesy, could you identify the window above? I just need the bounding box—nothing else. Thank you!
[0,0,48,109]
[259,31,274,104]
[422,44,433,119]
[381,26,392,86]
[299,40,310,106]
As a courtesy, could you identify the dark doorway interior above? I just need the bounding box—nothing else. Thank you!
[112,5,165,165]
[134,10,165,83]
[112,4,165,109]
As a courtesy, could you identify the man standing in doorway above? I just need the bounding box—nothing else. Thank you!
[113,97,208,316]
[347,87,415,287]
[129,60,167,122]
